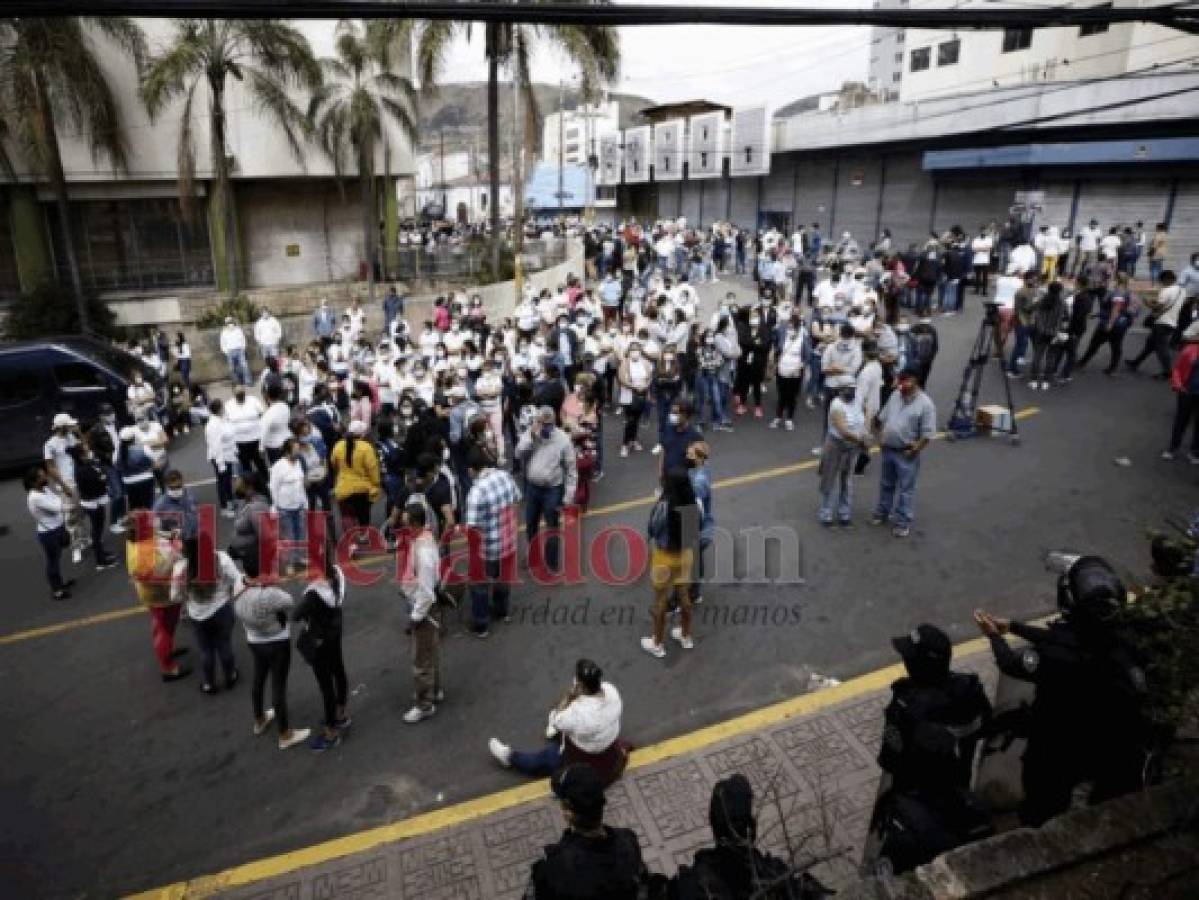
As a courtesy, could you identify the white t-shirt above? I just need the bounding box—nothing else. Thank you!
[260,401,292,451]
[971,236,993,266]
[993,275,1022,310]
[1078,226,1101,253]
[548,682,622,754]
[136,421,168,464]
[225,396,264,444]
[777,328,807,378]
[28,487,65,532]
[1155,285,1185,328]
[43,433,78,486]
[1100,234,1122,261]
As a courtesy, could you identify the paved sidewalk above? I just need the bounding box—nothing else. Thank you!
[137,641,1001,900]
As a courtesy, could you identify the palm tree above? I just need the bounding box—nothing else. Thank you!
[309,21,418,301]
[0,18,147,332]
[415,2,619,277]
[141,20,322,298]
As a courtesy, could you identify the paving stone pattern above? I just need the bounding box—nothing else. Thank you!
[217,654,1000,900]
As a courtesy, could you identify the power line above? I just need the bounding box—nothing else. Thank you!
[7,1,1197,33]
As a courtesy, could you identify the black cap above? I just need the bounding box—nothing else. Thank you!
[892,624,951,664]
[551,764,606,816]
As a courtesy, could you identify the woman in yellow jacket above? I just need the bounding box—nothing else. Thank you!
[329,420,381,545]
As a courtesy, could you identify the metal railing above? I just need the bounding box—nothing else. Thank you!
[388,237,572,284]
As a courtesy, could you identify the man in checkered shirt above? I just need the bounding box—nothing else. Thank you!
[464,448,521,638]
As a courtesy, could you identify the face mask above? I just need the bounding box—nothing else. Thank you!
[540,424,554,439]
[630,351,642,361]
[492,356,504,365]
[400,406,413,417]
[668,413,680,426]
[704,337,715,347]
[749,317,760,326]
[167,488,184,499]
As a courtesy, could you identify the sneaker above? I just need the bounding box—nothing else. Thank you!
[435,689,446,703]
[161,665,192,683]
[1027,381,1039,391]
[869,514,887,526]
[279,728,312,750]
[52,589,71,601]
[785,420,794,432]
[892,525,911,538]
[651,444,662,455]
[692,594,704,606]
[333,715,352,730]
[717,423,734,432]
[473,628,491,639]
[620,446,629,458]
[811,447,822,457]
[670,626,695,650]
[804,398,815,410]
[592,471,604,482]
[95,558,117,572]
[1005,371,1019,379]
[640,637,666,658]
[309,730,342,751]
[633,441,643,451]
[754,407,764,419]
[735,404,747,416]
[109,522,126,535]
[254,709,276,736]
[769,418,780,429]
[1058,376,1073,384]
[200,682,218,695]
[489,737,513,767]
[1039,381,1051,390]
[403,705,436,724]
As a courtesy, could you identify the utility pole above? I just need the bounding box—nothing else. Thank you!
[512,49,525,302]
[439,128,446,216]
[557,77,566,217]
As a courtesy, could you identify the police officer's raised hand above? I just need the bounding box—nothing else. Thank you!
[974,609,1009,636]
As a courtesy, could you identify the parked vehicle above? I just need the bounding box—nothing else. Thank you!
[0,336,165,467]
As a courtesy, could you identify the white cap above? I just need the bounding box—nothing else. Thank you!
[52,413,77,429]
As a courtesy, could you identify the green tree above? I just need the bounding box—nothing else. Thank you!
[141,20,322,298]
[309,21,418,300]
[0,17,147,333]
[415,2,619,276]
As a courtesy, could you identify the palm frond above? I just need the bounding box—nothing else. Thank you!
[242,63,313,167]
[84,16,148,75]
[141,26,203,119]
[364,19,413,72]
[235,20,322,91]
[176,77,200,218]
[414,19,457,91]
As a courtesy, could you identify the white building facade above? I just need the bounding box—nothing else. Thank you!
[867,0,908,101]
[899,0,1197,102]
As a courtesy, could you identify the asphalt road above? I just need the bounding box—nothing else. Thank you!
[1,277,1197,898]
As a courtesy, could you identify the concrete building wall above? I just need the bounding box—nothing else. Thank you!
[238,180,362,288]
[900,1,1197,103]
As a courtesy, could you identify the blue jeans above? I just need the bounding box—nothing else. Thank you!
[510,741,562,777]
[805,351,824,402]
[226,349,251,385]
[717,377,734,425]
[470,556,511,633]
[525,482,564,570]
[37,527,66,592]
[819,456,856,524]
[212,461,234,509]
[179,358,192,388]
[1150,258,1163,285]
[695,371,723,427]
[940,279,961,313]
[106,465,126,523]
[874,447,921,528]
[277,507,306,569]
[1008,323,1030,374]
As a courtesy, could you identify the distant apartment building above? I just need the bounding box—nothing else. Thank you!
[867,0,908,101]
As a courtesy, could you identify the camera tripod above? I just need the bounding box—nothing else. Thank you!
[946,303,1020,444]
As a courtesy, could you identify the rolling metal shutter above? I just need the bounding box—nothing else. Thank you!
[729,177,759,229]
[879,153,934,251]
[793,155,837,233]
[761,161,795,219]
[834,154,884,247]
[932,179,1017,236]
[1032,180,1075,234]
[1074,178,1169,242]
[696,179,728,226]
[1168,180,1199,273]
[658,182,681,221]
[680,181,702,226]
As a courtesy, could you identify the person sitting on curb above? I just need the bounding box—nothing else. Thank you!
[489,659,629,787]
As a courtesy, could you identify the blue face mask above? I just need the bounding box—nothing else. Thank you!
[540,424,554,439]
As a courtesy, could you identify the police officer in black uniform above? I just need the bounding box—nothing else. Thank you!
[525,764,655,900]
[976,555,1150,827]
[866,623,993,874]
[674,774,831,899]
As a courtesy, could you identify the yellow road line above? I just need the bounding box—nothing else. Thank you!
[4,407,1040,649]
[127,636,995,899]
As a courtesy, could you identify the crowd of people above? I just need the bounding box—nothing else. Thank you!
[19,207,1195,892]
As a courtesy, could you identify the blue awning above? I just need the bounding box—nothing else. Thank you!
[923,137,1199,170]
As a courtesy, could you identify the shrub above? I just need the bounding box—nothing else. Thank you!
[3,283,118,340]
[195,295,261,329]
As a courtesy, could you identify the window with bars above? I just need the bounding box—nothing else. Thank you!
[1002,28,1033,52]
[938,39,961,66]
[910,47,931,71]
